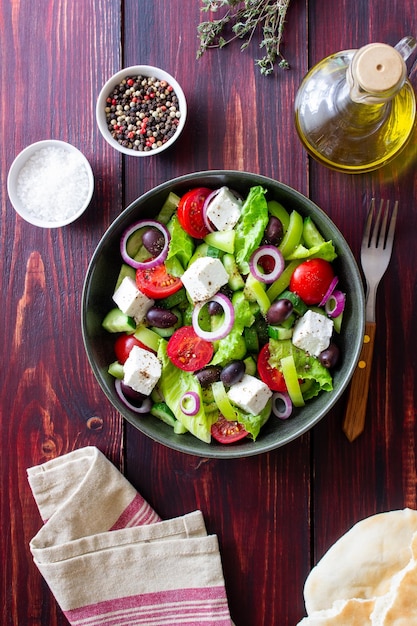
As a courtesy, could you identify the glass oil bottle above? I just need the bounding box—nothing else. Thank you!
[294,37,417,173]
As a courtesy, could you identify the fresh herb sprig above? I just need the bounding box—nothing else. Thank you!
[197,0,292,76]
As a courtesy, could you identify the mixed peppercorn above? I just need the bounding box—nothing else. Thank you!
[105,75,181,152]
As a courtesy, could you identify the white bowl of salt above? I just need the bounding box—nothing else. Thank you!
[7,140,94,227]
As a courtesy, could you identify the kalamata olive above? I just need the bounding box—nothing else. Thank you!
[319,343,340,368]
[120,382,146,402]
[146,306,178,328]
[220,360,245,386]
[195,365,222,387]
[263,216,284,245]
[208,300,223,315]
[266,299,294,325]
[142,228,165,256]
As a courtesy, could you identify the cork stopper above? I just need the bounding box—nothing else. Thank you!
[353,43,406,94]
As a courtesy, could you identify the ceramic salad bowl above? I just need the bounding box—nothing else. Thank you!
[81,171,365,458]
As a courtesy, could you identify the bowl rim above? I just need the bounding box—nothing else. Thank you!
[7,139,94,228]
[96,64,187,157]
[82,170,365,458]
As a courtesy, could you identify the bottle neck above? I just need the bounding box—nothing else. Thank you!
[347,43,407,104]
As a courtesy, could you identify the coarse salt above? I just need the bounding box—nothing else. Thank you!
[16,146,91,223]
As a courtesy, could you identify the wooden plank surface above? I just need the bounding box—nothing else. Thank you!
[1,0,417,624]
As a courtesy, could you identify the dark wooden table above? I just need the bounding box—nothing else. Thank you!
[2,1,417,624]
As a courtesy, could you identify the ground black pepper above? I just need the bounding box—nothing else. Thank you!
[104,75,181,152]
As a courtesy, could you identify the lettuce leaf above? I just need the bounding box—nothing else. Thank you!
[156,340,215,442]
[268,338,333,399]
[234,186,269,274]
[165,214,194,276]
[233,399,272,441]
[211,328,247,366]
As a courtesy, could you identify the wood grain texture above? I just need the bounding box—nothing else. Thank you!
[1,0,417,625]
[308,0,417,571]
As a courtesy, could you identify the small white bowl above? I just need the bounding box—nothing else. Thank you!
[7,140,94,228]
[96,65,187,156]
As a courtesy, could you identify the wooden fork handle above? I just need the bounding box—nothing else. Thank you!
[342,321,377,442]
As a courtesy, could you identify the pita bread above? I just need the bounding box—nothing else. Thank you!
[370,531,417,625]
[297,598,375,625]
[304,509,417,615]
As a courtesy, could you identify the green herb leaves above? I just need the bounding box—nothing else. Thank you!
[197,0,292,76]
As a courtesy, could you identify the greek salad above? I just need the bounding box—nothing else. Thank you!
[102,185,345,444]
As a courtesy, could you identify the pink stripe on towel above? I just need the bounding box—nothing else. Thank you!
[109,493,161,530]
[65,586,233,626]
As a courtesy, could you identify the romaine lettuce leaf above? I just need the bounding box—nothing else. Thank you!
[165,214,194,276]
[234,186,269,274]
[268,338,333,399]
[210,328,247,366]
[157,340,215,442]
[233,399,272,441]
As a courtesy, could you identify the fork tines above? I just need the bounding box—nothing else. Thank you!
[364,198,398,250]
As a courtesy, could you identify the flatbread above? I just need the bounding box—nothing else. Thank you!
[304,509,417,615]
[370,531,417,625]
[297,598,375,625]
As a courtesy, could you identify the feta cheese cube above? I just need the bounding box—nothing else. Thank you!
[292,309,333,357]
[123,345,162,396]
[112,276,154,324]
[227,374,273,415]
[181,257,229,303]
[205,186,242,231]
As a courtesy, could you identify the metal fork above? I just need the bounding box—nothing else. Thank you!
[342,199,398,442]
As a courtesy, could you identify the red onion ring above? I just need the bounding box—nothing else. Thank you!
[180,391,201,416]
[324,290,346,318]
[271,392,293,419]
[115,379,152,413]
[120,220,170,270]
[202,189,221,232]
[192,293,235,341]
[249,245,285,284]
[318,276,339,307]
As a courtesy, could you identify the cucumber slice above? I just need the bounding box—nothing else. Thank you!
[268,325,293,340]
[278,290,308,316]
[151,402,177,427]
[159,287,187,309]
[303,216,325,248]
[244,355,257,376]
[102,308,136,333]
[204,229,236,254]
[115,263,136,291]
[244,326,259,353]
[156,192,180,224]
[133,325,161,352]
[108,360,124,379]
[223,253,245,291]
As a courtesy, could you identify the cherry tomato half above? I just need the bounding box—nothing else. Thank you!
[167,326,213,372]
[289,258,335,305]
[177,187,212,239]
[136,262,182,299]
[211,415,248,444]
[114,334,153,364]
[257,343,287,392]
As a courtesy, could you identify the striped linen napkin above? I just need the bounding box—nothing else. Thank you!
[27,446,233,626]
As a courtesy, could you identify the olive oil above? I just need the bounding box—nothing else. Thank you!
[294,38,416,173]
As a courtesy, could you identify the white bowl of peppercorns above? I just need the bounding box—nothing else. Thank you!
[96,65,187,156]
